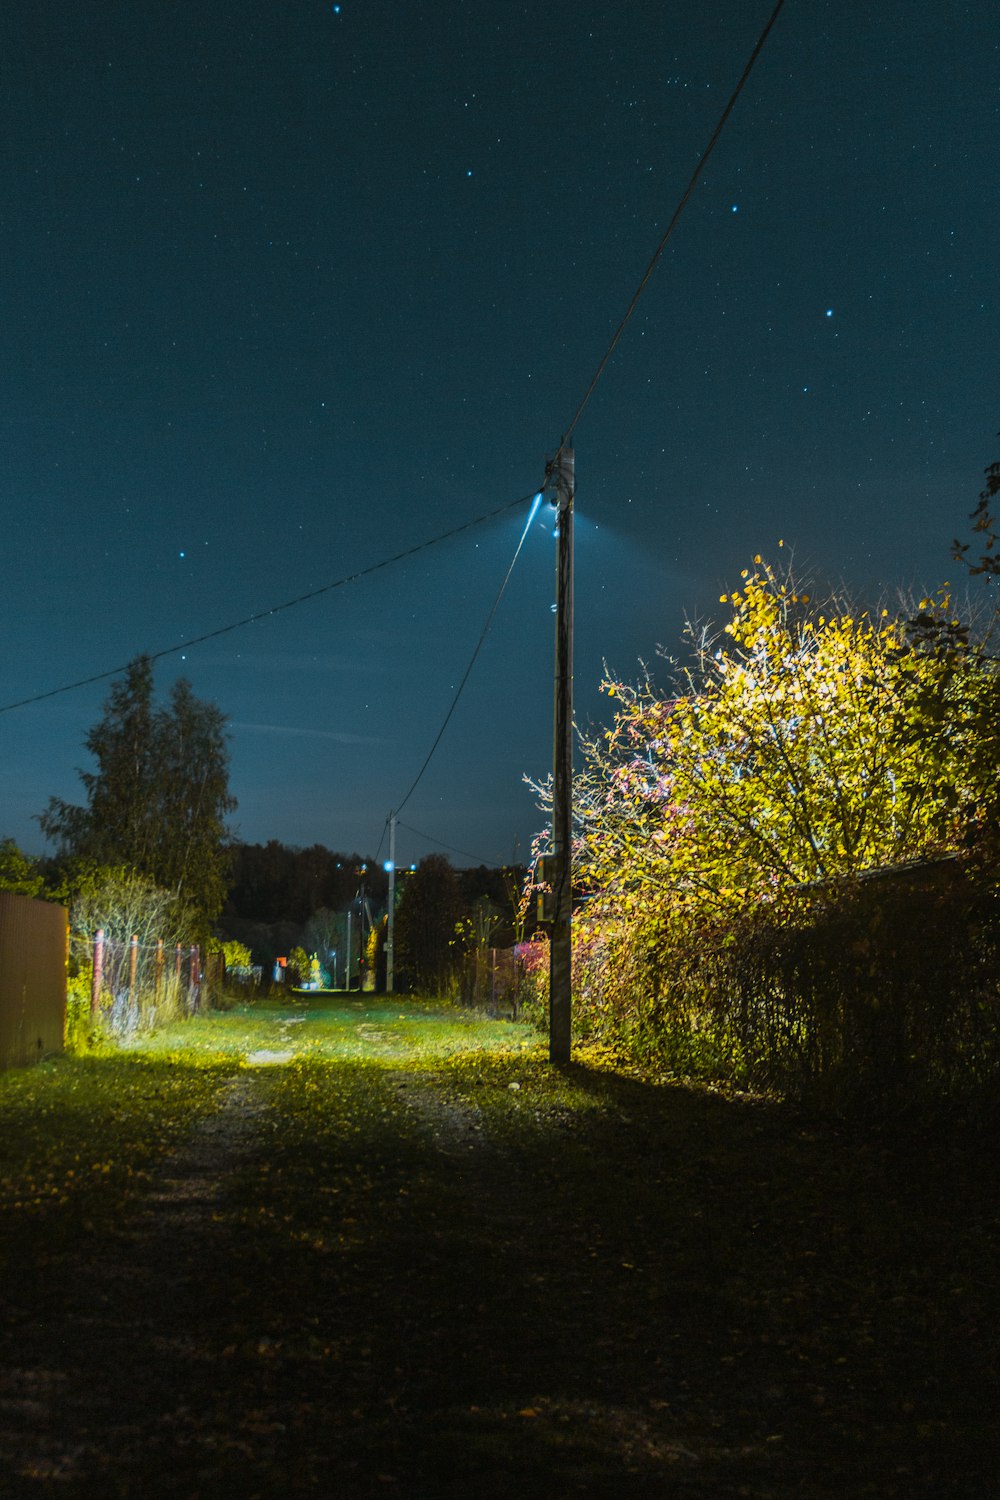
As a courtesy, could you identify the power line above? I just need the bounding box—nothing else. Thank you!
[382,4,787,880]
[393,490,544,818]
[0,489,537,716]
[396,819,506,868]
[559,0,787,447]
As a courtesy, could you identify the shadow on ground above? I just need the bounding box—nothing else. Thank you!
[0,999,997,1497]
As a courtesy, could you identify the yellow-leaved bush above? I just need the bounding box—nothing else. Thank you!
[530,561,1000,1097]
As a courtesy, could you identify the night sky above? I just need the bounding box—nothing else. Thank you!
[2,0,997,871]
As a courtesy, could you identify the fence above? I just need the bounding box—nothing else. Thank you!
[71,930,222,1039]
[564,859,1000,1107]
[455,945,537,1016]
[0,891,68,1072]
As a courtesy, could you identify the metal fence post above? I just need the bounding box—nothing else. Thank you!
[128,934,138,1008]
[91,928,105,1017]
[189,945,200,1011]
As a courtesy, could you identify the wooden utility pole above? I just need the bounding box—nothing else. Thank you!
[386,812,396,993]
[549,447,574,1063]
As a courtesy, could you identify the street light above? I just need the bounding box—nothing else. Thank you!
[549,447,574,1064]
[384,850,395,993]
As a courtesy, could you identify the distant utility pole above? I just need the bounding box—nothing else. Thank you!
[549,447,574,1064]
[385,811,396,993]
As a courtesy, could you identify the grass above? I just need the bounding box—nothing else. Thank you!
[132,991,535,1061]
[0,995,534,1291]
[0,1046,237,1265]
[0,993,997,1496]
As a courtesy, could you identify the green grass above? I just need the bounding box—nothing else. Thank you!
[1,994,997,1497]
[127,991,536,1063]
[0,1048,238,1267]
[0,994,536,1273]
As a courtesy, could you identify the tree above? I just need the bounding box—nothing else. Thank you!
[954,440,1000,578]
[394,853,462,994]
[224,842,383,925]
[0,838,46,899]
[563,559,1000,924]
[42,657,158,872]
[527,558,1000,1091]
[153,677,234,924]
[40,656,235,932]
[458,863,526,946]
[70,865,192,950]
[302,906,344,969]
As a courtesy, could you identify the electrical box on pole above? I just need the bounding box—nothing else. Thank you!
[549,447,574,1064]
[535,854,556,924]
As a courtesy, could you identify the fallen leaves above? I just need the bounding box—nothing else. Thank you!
[0,997,996,1498]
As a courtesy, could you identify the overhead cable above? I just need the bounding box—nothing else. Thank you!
[393,490,544,818]
[0,489,537,715]
[559,0,787,446]
[396,820,506,868]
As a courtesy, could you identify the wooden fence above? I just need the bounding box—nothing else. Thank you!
[0,891,67,1072]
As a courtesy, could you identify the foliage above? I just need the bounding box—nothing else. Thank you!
[39,656,235,933]
[454,895,502,957]
[64,866,202,1040]
[365,915,386,990]
[225,842,386,926]
[569,561,999,925]
[953,438,1000,578]
[394,853,463,994]
[456,864,527,946]
[64,967,97,1054]
[451,897,507,1008]
[566,865,1000,1108]
[68,864,194,949]
[152,675,235,924]
[898,592,1000,852]
[287,945,311,987]
[510,936,550,1030]
[529,557,1000,1105]
[215,938,253,970]
[302,906,344,969]
[0,837,46,898]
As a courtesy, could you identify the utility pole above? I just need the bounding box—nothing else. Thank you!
[385,812,396,993]
[549,446,574,1064]
[358,866,367,990]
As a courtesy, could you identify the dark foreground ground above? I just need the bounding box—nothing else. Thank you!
[0,996,997,1498]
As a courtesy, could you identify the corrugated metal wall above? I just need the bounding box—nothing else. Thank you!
[0,892,67,1071]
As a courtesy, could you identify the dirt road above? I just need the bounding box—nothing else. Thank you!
[0,996,996,1497]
